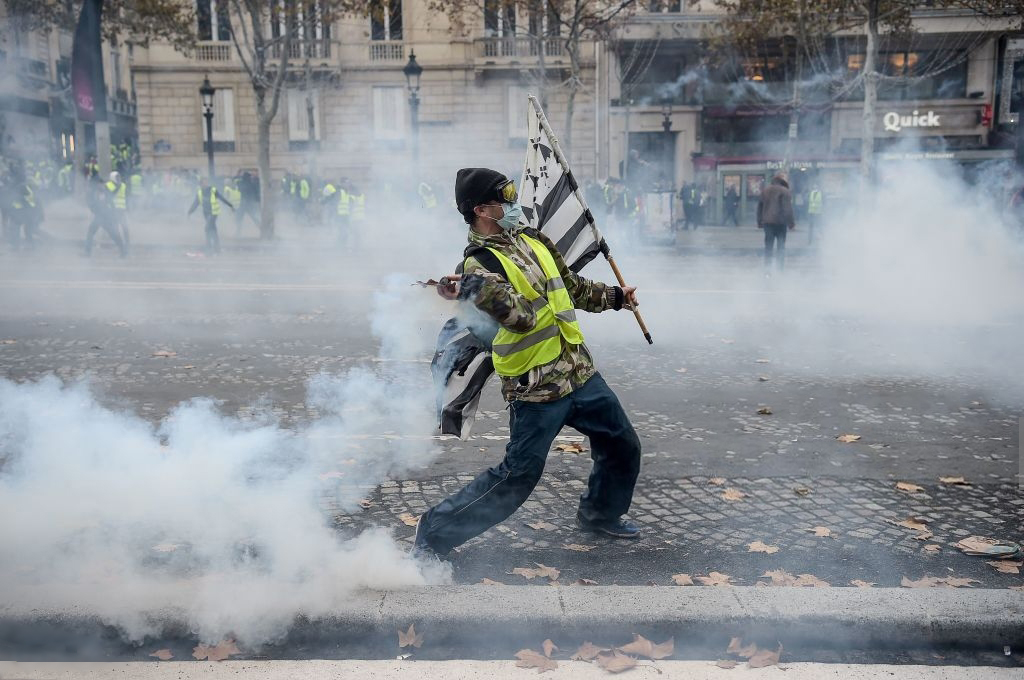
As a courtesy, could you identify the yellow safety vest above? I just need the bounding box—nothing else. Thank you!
[350,193,365,220]
[223,186,241,205]
[130,174,143,190]
[198,188,221,216]
[323,183,336,198]
[419,182,437,209]
[13,186,35,209]
[808,190,823,214]
[299,179,310,200]
[106,181,127,210]
[336,188,350,216]
[484,234,584,377]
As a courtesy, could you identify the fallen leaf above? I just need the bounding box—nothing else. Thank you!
[696,571,734,587]
[397,624,424,649]
[758,376,769,382]
[748,540,779,555]
[901,575,979,588]
[850,580,876,588]
[571,642,606,661]
[793,487,811,496]
[943,577,981,588]
[515,648,558,673]
[809,526,832,538]
[1009,585,1024,592]
[748,644,783,668]
[562,543,596,552]
[836,434,861,443]
[526,521,558,531]
[896,481,924,493]
[913,531,934,541]
[398,513,419,527]
[151,350,177,358]
[479,578,504,585]
[671,573,694,586]
[512,564,560,581]
[358,499,373,509]
[574,578,598,586]
[722,488,746,501]
[182,365,195,370]
[987,560,1022,575]
[939,476,970,486]
[554,443,586,454]
[149,649,173,660]
[396,653,412,660]
[924,545,942,554]
[897,517,929,531]
[542,639,558,658]
[715,660,739,669]
[761,570,829,587]
[726,637,758,658]
[617,634,673,660]
[756,406,773,415]
[595,650,637,673]
[956,536,1019,557]
[755,358,771,363]
[708,477,726,486]
[192,639,240,662]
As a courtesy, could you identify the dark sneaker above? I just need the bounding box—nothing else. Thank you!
[576,514,641,539]
[410,514,445,562]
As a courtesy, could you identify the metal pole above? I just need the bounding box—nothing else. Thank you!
[205,110,215,179]
[410,90,420,166]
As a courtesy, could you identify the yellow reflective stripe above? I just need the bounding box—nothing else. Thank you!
[492,324,560,357]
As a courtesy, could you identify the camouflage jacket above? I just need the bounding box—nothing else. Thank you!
[458,226,623,403]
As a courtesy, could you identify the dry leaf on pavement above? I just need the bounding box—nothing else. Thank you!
[757,406,773,415]
[715,660,739,669]
[836,434,861,443]
[512,564,560,581]
[562,544,595,552]
[526,521,558,531]
[554,443,586,454]
[987,560,1022,574]
[939,476,970,486]
[923,545,942,553]
[722,488,746,501]
[850,580,876,588]
[761,570,830,587]
[479,578,504,585]
[793,487,811,496]
[901,576,979,588]
[192,639,240,662]
[1009,585,1024,592]
[708,477,726,486]
[571,642,606,661]
[398,513,419,527]
[149,649,173,661]
[542,639,558,658]
[617,634,674,660]
[748,644,783,668]
[726,637,758,659]
[397,624,424,649]
[748,540,779,554]
[151,350,177,358]
[956,535,1020,557]
[595,650,637,673]
[574,578,598,586]
[515,649,558,673]
[809,526,833,538]
[896,481,925,493]
[897,517,929,531]
[696,572,734,586]
[358,499,373,509]
[671,573,694,586]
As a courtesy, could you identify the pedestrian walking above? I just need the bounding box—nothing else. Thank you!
[412,167,643,560]
[757,172,795,272]
[807,183,823,245]
[723,185,740,227]
[84,175,126,257]
[8,168,41,251]
[188,176,233,254]
[105,171,130,250]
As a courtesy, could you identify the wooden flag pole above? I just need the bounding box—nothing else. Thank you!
[528,96,653,344]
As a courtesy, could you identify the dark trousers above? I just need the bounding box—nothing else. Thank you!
[205,214,220,253]
[763,223,788,269]
[85,217,126,256]
[725,205,739,226]
[236,200,259,234]
[418,373,641,554]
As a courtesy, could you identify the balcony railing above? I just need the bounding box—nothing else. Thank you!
[271,39,335,60]
[369,41,405,62]
[477,37,563,60]
[196,42,232,61]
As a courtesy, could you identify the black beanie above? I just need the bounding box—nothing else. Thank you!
[455,168,508,215]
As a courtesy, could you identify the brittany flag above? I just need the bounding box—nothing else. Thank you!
[432,96,605,438]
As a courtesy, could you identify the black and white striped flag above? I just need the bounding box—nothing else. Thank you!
[432,95,604,438]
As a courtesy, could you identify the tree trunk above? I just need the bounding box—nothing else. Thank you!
[860,0,880,181]
[257,115,275,240]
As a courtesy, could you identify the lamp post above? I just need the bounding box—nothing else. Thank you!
[403,51,423,166]
[199,75,216,179]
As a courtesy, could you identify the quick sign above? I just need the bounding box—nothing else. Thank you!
[883,110,941,133]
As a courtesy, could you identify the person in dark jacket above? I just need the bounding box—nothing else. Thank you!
[84,175,126,257]
[188,176,234,254]
[757,173,795,272]
[723,185,740,226]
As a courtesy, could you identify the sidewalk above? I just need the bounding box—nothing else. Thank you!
[673,225,813,255]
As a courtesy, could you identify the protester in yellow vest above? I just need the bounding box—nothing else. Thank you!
[221,179,243,234]
[412,168,642,560]
[105,171,130,249]
[418,181,437,209]
[188,176,234,254]
[807,183,823,245]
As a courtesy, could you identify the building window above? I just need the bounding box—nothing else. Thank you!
[287,89,320,141]
[372,86,406,141]
[197,0,230,41]
[484,0,516,37]
[647,0,682,11]
[201,88,236,152]
[846,50,967,100]
[371,0,402,41]
[507,84,528,143]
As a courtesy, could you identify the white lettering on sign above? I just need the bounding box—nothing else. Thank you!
[883,110,941,132]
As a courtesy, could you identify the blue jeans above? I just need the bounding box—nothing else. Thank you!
[418,372,641,554]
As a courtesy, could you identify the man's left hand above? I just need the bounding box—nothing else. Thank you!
[621,285,639,310]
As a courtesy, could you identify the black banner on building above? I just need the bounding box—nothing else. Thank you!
[71,0,107,123]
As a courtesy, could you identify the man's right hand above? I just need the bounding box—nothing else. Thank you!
[437,274,462,300]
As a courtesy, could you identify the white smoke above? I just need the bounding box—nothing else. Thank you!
[0,282,450,647]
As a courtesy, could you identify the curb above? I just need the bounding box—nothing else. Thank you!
[2,587,1022,660]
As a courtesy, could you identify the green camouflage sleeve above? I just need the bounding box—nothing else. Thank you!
[460,256,537,333]
[532,231,620,313]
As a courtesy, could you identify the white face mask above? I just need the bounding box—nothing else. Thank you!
[485,202,523,231]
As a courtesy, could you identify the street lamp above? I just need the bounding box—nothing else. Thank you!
[661,102,672,133]
[403,50,423,165]
[199,75,216,179]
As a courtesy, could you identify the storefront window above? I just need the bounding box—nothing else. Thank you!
[845,50,967,100]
